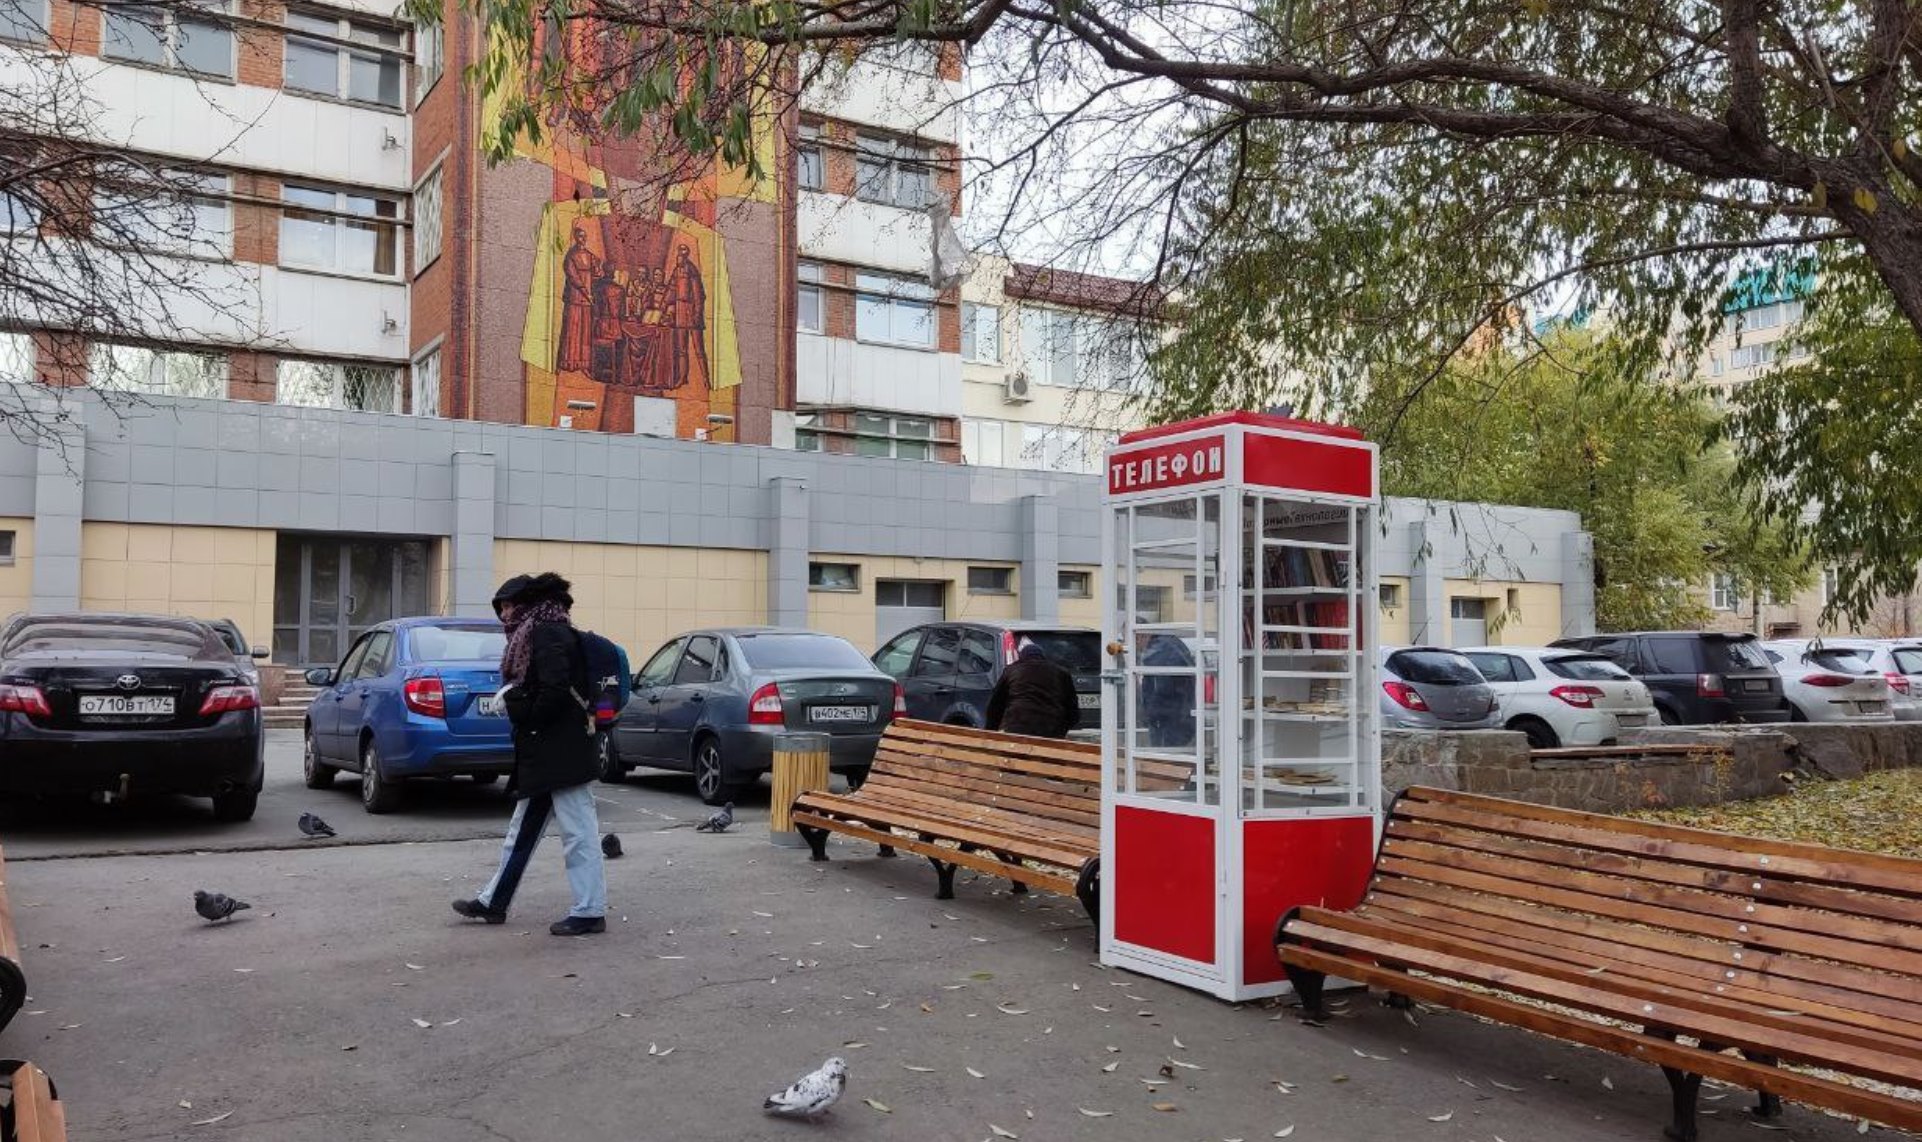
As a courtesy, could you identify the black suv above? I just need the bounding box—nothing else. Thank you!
[1549,631,1789,725]
[873,622,1102,731]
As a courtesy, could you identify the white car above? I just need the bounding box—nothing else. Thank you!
[1460,646,1658,749]
[1772,639,1922,721]
[1759,639,1894,722]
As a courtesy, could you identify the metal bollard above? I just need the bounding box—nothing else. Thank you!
[769,732,830,848]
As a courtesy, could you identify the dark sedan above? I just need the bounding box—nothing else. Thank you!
[0,613,264,820]
[603,627,902,805]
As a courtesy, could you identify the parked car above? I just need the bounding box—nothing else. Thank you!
[1786,639,1922,721]
[1460,645,1658,748]
[0,612,263,820]
[207,618,269,687]
[1378,646,1501,731]
[1758,639,1894,723]
[606,627,902,805]
[1549,632,1790,725]
[302,617,513,813]
[873,622,1102,731]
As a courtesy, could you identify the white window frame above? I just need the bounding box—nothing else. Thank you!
[797,125,823,191]
[91,170,231,258]
[0,182,38,236]
[285,9,406,109]
[412,162,444,274]
[960,418,1005,468]
[807,561,859,593]
[1711,572,1738,612]
[854,134,935,209]
[967,566,1014,596]
[102,0,234,77]
[854,271,934,348]
[797,261,823,334]
[0,529,14,566]
[1058,569,1092,599]
[409,344,441,417]
[853,412,935,460]
[962,302,1000,364]
[89,342,227,399]
[1019,306,1077,386]
[276,358,403,413]
[280,183,404,278]
[413,19,443,104]
[0,331,34,384]
[1379,582,1404,610]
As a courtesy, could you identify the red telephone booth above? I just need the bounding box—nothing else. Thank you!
[1099,413,1383,1000]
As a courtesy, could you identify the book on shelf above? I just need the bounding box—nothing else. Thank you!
[1252,544,1351,590]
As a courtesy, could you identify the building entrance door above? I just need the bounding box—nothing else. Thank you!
[273,536,432,666]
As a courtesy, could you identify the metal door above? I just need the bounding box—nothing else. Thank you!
[655,635,722,766]
[620,638,683,762]
[903,627,961,721]
[274,537,432,665]
[875,580,946,647]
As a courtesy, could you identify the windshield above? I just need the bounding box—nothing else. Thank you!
[739,634,873,671]
[1712,637,1773,671]
[1387,649,1483,685]
[408,626,506,661]
[4,620,212,657]
[1018,631,1101,672]
[1544,654,1633,682]
[1805,650,1869,674]
[213,625,247,655]
[1893,648,1922,675]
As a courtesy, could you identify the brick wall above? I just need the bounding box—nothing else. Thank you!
[231,172,279,265]
[46,0,97,54]
[236,0,285,89]
[228,350,276,402]
[31,332,89,387]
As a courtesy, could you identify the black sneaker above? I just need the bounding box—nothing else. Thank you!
[451,899,507,924]
[550,916,606,936]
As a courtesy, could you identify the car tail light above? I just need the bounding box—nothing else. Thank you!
[0,683,51,719]
[403,675,447,717]
[1802,673,1854,688]
[1550,685,1604,708]
[1886,672,1912,695]
[891,682,907,719]
[749,683,785,726]
[1696,673,1725,698]
[1383,681,1428,711]
[198,684,260,716]
[1001,630,1019,666]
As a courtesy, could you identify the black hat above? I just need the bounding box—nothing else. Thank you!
[492,572,574,616]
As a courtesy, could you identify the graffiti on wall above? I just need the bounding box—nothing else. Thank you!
[493,23,775,436]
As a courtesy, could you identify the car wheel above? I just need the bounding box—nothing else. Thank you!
[598,732,627,784]
[692,736,745,807]
[360,738,403,814]
[1657,706,1680,726]
[211,787,258,822]
[303,729,336,790]
[1788,704,1809,723]
[1508,716,1560,750]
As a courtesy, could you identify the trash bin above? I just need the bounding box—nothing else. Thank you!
[769,732,830,848]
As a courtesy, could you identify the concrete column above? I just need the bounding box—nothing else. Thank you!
[1406,520,1445,645]
[31,416,85,612]
[449,451,497,617]
[766,476,809,627]
[1020,494,1059,623]
[1561,530,1597,637]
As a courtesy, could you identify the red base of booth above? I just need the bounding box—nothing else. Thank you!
[1112,806,1216,964]
[1240,815,1374,984]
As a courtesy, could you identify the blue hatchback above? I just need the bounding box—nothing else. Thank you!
[301,617,513,813]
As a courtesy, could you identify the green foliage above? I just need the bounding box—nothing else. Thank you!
[1360,334,1810,631]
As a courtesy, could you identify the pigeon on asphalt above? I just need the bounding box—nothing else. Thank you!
[763,1057,847,1119]
[695,802,734,834]
[193,890,251,923]
[297,811,336,839]
[601,833,622,859]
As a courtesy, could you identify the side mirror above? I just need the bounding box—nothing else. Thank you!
[250,647,270,659]
[304,667,335,687]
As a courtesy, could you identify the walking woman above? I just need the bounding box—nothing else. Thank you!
[452,572,608,935]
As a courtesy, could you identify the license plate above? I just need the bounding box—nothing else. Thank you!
[1077,693,1100,709]
[79,694,173,716]
[477,695,504,716]
[809,705,869,724]
[1616,713,1647,727]
[1743,679,1772,693]
[1859,701,1887,714]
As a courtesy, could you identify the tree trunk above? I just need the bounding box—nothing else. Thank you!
[1843,203,1922,338]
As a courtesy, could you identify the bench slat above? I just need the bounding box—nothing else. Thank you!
[789,811,1079,893]
[832,785,1099,849]
[862,765,1101,829]
[793,794,1096,869]
[869,750,1100,805]
[888,720,1100,765]
[6,1061,66,1142]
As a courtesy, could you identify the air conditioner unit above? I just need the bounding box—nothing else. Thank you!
[1003,371,1033,403]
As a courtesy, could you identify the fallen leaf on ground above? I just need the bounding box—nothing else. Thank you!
[1101,1061,1119,1073]
[902,1064,935,1073]
[1489,1080,1523,1092]
[1427,1112,1453,1123]
[1173,1035,1186,1048]
[191,1112,233,1126]
[1152,1102,1178,1112]
[405,963,424,971]
[178,1101,192,1109]
[863,1099,891,1113]
[410,1018,432,1029]
[1274,1128,1295,1138]
[843,1042,868,1050]
[440,1019,461,1027]
[1602,1077,1614,1090]
[232,968,254,974]
[340,1044,358,1051]
[752,911,774,918]
[967,1067,986,1079]
[1168,1057,1203,1070]
[989,1125,1017,1138]
[1078,1108,1114,1118]
[997,1004,1029,1015]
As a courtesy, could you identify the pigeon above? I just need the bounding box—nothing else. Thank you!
[763,1056,847,1119]
[297,811,336,839]
[194,890,251,923]
[695,802,734,834]
[602,833,623,859]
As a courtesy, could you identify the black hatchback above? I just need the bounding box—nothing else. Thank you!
[1549,631,1789,726]
[873,622,1102,731]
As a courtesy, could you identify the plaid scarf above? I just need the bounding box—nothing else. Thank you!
[501,598,572,683]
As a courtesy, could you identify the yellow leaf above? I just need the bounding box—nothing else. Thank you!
[1151,1101,1179,1111]
[1895,138,1909,160]
[1811,181,1828,210]
[1853,186,1879,214]
[863,1098,891,1113]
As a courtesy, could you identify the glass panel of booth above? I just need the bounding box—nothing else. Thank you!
[1117,493,1220,805]
[1239,493,1366,813]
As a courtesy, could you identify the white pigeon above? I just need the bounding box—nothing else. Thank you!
[763,1056,847,1119]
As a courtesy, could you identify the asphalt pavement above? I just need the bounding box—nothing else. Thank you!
[0,735,1896,1141]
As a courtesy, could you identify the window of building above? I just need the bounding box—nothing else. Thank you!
[1734,299,1805,333]
[413,19,443,103]
[1710,572,1738,612]
[103,0,233,76]
[90,343,227,398]
[960,419,1005,468]
[1730,341,1776,370]
[1821,567,1839,605]
[854,271,934,347]
[91,170,230,257]
[855,412,934,459]
[797,261,823,334]
[1379,582,1403,610]
[1123,584,1171,624]
[854,135,935,209]
[0,529,13,565]
[280,185,402,277]
[0,332,31,384]
[412,164,443,272]
[409,347,439,417]
[0,181,36,235]
[808,561,859,592]
[1,0,46,43]
[1019,423,1105,474]
[962,303,1000,364]
[967,566,1013,595]
[277,359,401,412]
[1019,307,1078,386]
[285,10,405,108]
[794,412,821,451]
[875,579,944,608]
[797,124,823,191]
[1058,569,1092,599]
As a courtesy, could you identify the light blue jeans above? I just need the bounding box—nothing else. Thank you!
[477,783,607,918]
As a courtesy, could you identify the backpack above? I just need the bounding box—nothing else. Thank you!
[572,629,627,728]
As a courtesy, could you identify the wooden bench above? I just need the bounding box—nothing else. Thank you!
[1275,786,1922,1140]
[0,1061,66,1142]
[0,845,23,1033]
[791,720,1191,920]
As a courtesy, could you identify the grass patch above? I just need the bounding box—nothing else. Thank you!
[1634,768,1922,859]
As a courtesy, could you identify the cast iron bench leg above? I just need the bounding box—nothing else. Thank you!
[1658,1066,1704,1142]
[1272,909,1328,1020]
[1741,1051,1783,1119]
[878,843,896,858]
[928,857,958,900]
[798,824,830,862]
[1074,857,1100,923]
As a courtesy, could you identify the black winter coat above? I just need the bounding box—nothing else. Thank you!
[501,620,598,797]
[985,656,1081,738]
